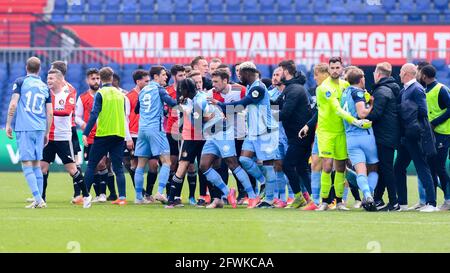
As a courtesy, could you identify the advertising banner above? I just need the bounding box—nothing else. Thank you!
[62,25,450,65]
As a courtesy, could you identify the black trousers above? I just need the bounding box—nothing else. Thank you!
[374,144,398,205]
[85,136,126,198]
[282,138,312,195]
[394,138,436,206]
[428,132,450,199]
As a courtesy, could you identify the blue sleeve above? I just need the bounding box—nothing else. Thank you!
[413,88,428,118]
[44,86,51,103]
[431,86,450,127]
[159,87,177,107]
[12,77,24,94]
[83,92,102,136]
[351,89,366,104]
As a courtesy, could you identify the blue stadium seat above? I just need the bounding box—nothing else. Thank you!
[424,11,442,23]
[381,0,396,11]
[209,14,226,23]
[226,0,241,12]
[107,63,121,73]
[434,0,449,11]
[209,0,224,12]
[256,65,271,78]
[261,0,275,12]
[277,0,292,10]
[280,14,296,23]
[398,0,415,12]
[192,0,207,12]
[226,0,241,22]
[299,14,314,23]
[431,59,448,71]
[68,1,86,22]
[386,13,405,23]
[156,0,173,23]
[87,0,102,12]
[191,0,207,23]
[243,0,260,23]
[416,0,431,10]
[122,1,138,23]
[294,0,312,13]
[85,62,102,70]
[437,71,449,81]
[51,13,66,23]
[54,0,68,12]
[348,3,368,23]
[104,0,121,23]
[312,0,328,14]
[140,1,156,23]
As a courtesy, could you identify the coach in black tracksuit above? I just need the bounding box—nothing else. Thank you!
[274,60,314,197]
[366,63,401,211]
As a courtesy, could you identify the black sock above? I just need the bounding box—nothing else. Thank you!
[129,168,136,189]
[93,174,100,196]
[218,163,229,185]
[199,171,208,196]
[42,172,49,201]
[98,169,108,195]
[329,185,336,200]
[73,171,89,197]
[350,186,361,201]
[187,172,197,198]
[146,171,157,196]
[107,174,117,198]
[167,171,175,194]
[73,178,81,197]
[336,197,343,204]
[73,165,82,197]
[169,175,183,202]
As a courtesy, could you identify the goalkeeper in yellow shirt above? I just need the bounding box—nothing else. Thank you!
[315,57,371,211]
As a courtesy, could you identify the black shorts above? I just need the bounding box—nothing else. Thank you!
[179,140,205,163]
[167,133,180,156]
[43,140,76,165]
[71,126,81,153]
[83,144,92,161]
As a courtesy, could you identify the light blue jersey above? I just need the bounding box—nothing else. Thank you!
[269,87,288,160]
[247,80,278,137]
[138,81,177,131]
[135,81,177,157]
[341,86,378,166]
[340,86,374,136]
[13,75,50,132]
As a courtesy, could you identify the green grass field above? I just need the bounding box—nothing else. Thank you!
[1,172,449,253]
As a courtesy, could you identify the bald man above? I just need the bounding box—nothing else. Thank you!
[393,63,438,212]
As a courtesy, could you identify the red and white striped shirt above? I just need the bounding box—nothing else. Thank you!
[49,88,76,141]
[64,81,77,127]
[75,90,96,144]
[210,83,247,139]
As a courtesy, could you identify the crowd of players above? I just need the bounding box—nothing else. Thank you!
[5,54,450,212]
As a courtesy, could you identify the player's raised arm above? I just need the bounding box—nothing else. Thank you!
[158,87,178,107]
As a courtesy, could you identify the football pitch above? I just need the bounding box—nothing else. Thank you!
[1,172,449,253]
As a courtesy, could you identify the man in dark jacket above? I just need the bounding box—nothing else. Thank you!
[394,63,438,212]
[366,62,401,211]
[273,60,313,208]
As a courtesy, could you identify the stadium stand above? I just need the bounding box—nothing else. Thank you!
[44,0,450,24]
